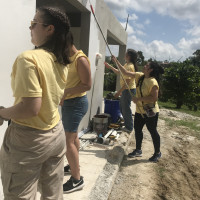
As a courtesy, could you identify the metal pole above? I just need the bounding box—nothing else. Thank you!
[89,1,144,118]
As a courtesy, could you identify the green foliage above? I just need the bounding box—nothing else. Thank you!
[162,61,200,109]
[104,63,117,92]
[137,51,145,65]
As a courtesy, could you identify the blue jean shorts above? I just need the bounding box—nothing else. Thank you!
[61,95,88,132]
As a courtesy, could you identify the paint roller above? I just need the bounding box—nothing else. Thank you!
[89,0,144,117]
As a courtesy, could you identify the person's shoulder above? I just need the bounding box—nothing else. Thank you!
[149,77,159,86]
[18,49,47,59]
[76,50,90,65]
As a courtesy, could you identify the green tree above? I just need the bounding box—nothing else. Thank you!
[188,49,200,68]
[137,51,145,65]
[162,61,200,109]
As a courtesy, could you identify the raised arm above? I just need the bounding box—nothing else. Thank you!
[111,55,136,78]
[104,62,119,74]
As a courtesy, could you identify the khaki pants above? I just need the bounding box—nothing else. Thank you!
[0,121,66,200]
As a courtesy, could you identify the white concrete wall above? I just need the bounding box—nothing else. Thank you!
[0,0,36,198]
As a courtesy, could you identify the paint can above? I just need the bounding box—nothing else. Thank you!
[93,114,108,136]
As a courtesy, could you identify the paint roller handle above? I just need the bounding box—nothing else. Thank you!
[90,5,95,14]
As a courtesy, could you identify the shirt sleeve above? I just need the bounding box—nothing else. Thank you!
[12,55,42,98]
[135,72,144,85]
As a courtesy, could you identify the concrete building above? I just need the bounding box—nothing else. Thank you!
[0,0,127,198]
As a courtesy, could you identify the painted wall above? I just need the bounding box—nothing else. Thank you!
[77,0,127,132]
[0,0,36,198]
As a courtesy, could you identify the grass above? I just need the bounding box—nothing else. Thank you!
[156,166,166,179]
[160,117,200,139]
[159,101,200,118]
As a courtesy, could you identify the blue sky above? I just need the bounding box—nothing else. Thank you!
[104,0,200,62]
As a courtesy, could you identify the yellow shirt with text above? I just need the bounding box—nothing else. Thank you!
[11,49,68,130]
[64,50,90,100]
[120,63,136,89]
[135,72,159,114]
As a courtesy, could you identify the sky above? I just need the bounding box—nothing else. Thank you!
[104,0,200,62]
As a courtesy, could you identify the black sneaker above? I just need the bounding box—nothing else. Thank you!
[64,164,70,175]
[149,152,162,162]
[128,149,142,158]
[63,176,84,193]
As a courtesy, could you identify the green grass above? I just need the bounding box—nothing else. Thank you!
[160,117,200,139]
[159,101,200,117]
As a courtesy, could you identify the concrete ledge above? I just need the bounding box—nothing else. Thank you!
[88,131,134,200]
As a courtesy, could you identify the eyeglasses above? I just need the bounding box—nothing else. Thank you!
[30,20,49,29]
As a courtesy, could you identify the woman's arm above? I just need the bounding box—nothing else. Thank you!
[104,62,119,74]
[111,56,136,78]
[132,86,158,104]
[60,57,91,104]
[0,97,42,121]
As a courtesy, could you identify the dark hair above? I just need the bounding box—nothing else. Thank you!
[126,49,138,72]
[137,61,164,88]
[37,7,71,65]
[149,61,164,84]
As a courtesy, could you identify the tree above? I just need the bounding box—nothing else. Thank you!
[137,51,145,65]
[162,61,200,109]
[188,49,200,68]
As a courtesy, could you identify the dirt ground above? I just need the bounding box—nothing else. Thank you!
[109,109,200,200]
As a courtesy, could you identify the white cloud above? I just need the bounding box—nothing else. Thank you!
[186,26,200,37]
[105,0,200,25]
[129,14,138,21]
[126,35,191,62]
[121,22,134,35]
[104,0,200,61]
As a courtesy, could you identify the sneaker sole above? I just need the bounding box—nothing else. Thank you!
[128,154,142,158]
[63,183,85,194]
[64,171,71,175]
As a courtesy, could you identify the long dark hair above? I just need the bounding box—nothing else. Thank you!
[137,61,164,88]
[126,49,138,72]
[37,7,71,65]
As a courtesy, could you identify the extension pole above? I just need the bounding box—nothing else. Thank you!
[89,1,144,118]
[89,4,131,96]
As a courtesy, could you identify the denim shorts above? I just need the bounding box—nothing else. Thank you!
[61,95,88,132]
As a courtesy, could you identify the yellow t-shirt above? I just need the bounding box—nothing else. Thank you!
[120,63,136,89]
[11,49,68,130]
[64,50,90,100]
[135,72,159,114]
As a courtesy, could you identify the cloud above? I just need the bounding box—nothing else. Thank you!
[126,35,192,62]
[186,26,200,37]
[105,0,200,24]
[129,13,138,21]
[104,0,200,61]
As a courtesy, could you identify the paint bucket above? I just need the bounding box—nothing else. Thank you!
[104,99,121,123]
[93,114,108,136]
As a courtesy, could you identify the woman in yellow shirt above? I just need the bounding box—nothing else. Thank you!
[105,49,138,133]
[0,7,70,199]
[114,59,164,162]
[60,32,91,193]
